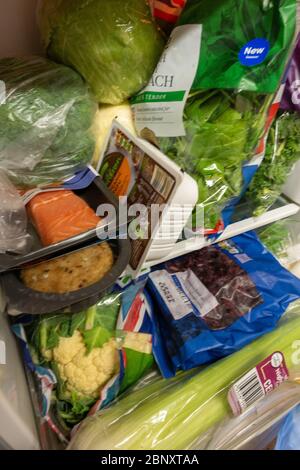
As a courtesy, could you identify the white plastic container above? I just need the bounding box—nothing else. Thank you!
[97,121,198,276]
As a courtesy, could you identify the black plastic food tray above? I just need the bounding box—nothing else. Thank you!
[2,238,131,315]
[0,176,122,273]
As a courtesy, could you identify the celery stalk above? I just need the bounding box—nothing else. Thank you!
[68,314,300,450]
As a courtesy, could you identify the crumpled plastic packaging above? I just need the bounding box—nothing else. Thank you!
[0,170,32,253]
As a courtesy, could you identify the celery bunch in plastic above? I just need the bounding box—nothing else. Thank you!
[68,312,300,450]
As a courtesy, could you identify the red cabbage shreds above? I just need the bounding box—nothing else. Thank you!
[165,246,262,330]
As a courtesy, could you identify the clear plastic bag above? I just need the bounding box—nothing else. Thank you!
[37,0,165,105]
[195,380,300,450]
[257,215,300,273]
[68,310,300,450]
[275,404,300,450]
[246,112,300,216]
[133,0,299,233]
[0,56,96,188]
[0,170,31,254]
[159,90,273,231]
[13,282,154,442]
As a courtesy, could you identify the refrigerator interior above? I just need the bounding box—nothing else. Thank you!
[0,0,300,450]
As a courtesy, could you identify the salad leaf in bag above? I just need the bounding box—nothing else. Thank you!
[37,0,165,105]
[147,231,300,376]
[132,0,298,233]
[0,57,96,188]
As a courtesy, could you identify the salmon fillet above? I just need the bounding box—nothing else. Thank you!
[28,190,101,246]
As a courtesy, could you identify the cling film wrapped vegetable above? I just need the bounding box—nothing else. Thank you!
[37,0,165,105]
[13,284,154,441]
[68,311,300,450]
[246,112,300,216]
[133,0,299,233]
[0,57,96,188]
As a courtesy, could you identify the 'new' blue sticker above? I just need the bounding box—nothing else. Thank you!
[239,38,270,67]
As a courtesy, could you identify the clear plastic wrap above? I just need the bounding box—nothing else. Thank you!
[13,282,154,442]
[0,170,31,254]
[0,56,96,188]
[275,404,300,450]
[196,381,300,450]
[246,112,300,216]
[68,310,300,450]
[257,215,300,273]
[37,0,165,105]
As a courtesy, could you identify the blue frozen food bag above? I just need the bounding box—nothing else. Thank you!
[275,405,300,450]
[147,231,300,376]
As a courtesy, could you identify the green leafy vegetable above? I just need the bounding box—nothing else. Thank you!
[83,327,113,354]
[180,0,297,93]
[160,90,272,230]
[38,0,165,105]
[247,112,300,216]
[257,221,291,260]
[0,57,96,188]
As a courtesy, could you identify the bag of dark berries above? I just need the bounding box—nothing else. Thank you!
[146,231,300,376]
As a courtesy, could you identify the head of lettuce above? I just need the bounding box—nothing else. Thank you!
[38,0,165,105]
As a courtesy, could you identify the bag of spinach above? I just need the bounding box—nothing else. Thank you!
[132,0,299,235]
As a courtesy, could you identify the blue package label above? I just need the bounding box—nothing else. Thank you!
[239,38,270,67]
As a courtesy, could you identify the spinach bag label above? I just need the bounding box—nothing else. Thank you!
[239,38,270,67]
[132,24,202,137]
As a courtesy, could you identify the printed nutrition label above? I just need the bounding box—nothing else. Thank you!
[132,24,202,137]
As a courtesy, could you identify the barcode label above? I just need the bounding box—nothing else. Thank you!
[228,351,289,416]
[229,368,265,414]
[151,165,174,199]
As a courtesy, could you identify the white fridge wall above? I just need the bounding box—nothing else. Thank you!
[0,289,39,449]
[0,0,43,58]
[0,0,41,449]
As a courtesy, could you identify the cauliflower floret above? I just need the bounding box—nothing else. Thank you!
[53,332,119,398]
[122,331,152,354]
[53,330,85,365]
